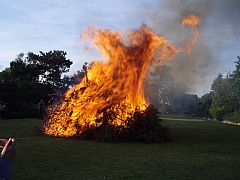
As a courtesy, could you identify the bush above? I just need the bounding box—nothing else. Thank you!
[8,103,39,119]
[78,104,170,143]
[223,111,240,123]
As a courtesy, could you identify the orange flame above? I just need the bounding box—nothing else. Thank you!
[182,14,202,54]
[43,14,201,137]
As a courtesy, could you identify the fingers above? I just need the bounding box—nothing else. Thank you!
[10,139,17,149]
[0,138,17,150]
[1,138,17,160]
[6,138,12,147]
[6,138,17,149]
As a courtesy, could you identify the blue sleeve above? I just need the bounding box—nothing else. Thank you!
[0,157,13,180]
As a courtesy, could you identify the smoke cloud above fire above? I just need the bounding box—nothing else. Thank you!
[148,0,240,96]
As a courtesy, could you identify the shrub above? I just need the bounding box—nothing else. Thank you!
[223,111,240,123]
[78,104,170,143]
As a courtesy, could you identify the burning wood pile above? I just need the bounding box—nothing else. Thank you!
[41,14,201,142]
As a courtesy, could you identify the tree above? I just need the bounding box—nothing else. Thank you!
[4,50,73,118]
[230,56,240,80]
[0,68,19,108]
[194,92,212,118]
[10,52,42,84]
[38,50,73,88]
[10,50,73,90]
[208,56,240,120]
[148,65,175,106]
[210,73,223,91]
[146,65,191,113]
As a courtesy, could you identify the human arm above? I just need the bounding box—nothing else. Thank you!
[0,138,17,180]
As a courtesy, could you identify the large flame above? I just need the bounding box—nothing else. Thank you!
[43,14,201,137]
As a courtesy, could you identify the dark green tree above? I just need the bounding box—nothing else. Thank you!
[210,73,223,91]
[148,65,175,107]
[10,52,42,84]
[38,50,73,88]
[146,65,192,113]
[0,68,19,108]
[10,50,73,90]
[208,56,240,120]
[194,92,212,118]
[230,56,240,80]
[5,50,73,118]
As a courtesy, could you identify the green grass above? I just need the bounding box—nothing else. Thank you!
[1,115,240,180]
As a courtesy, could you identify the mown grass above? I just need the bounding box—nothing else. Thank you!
[0,115,240,180]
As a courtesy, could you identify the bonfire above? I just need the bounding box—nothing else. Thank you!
[42,14,201,142]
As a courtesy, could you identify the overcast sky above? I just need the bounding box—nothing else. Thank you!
[1,0,240,97]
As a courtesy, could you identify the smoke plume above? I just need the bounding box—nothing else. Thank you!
[151,0,240,96]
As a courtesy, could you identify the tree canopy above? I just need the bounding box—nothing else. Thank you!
[10,50,73,88]
[193,56,240,122]
[145,65,195,113]
[0,50,74,118]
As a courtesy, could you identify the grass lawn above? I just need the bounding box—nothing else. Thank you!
[1,115,240,180]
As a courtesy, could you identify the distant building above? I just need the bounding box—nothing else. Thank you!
[158,94,198,113]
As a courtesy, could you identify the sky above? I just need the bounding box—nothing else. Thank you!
[0,0,240,97]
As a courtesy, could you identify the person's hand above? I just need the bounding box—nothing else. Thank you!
[1,138,17,160]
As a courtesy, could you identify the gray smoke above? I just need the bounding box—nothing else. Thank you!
[150,0,240,96]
